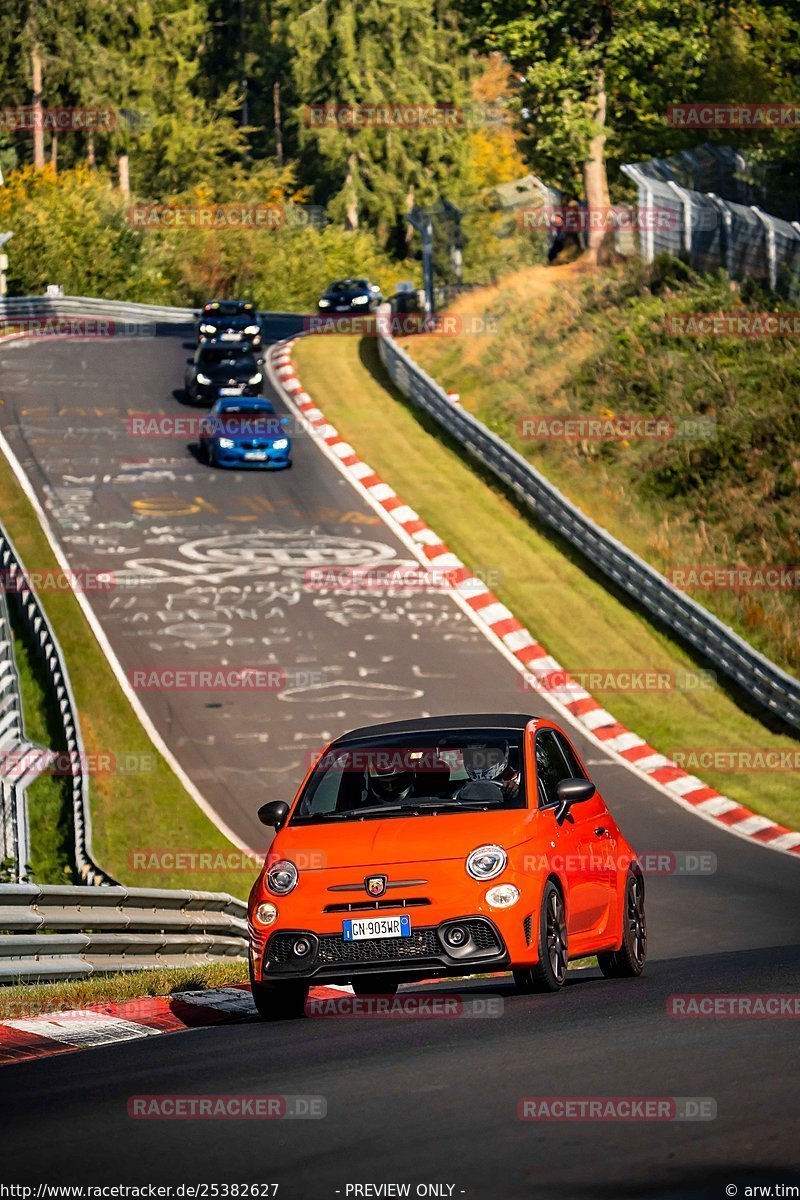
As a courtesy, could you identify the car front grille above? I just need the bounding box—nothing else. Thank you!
[266,919,501,967]
[323,898,430,914]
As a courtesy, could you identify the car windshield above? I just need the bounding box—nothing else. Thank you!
[205,302,251,315]
[328,279,367,294]
[292,730,526,823]
[200,347,254,367]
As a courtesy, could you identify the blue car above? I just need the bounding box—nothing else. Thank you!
[198,397,292,469]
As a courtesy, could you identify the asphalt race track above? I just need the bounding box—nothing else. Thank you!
[1,326,798,1198]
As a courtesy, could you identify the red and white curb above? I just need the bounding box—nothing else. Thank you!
[0,983,354,1066]
[269,340,800,860]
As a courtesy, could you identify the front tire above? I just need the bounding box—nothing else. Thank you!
[598,868,647,978]
[514,879,568,993]
[250,969,308,1020]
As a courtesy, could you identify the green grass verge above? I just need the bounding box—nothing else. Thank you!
[0,961,248,1019]
[0,451,255,896]
[7,600,75,884]
[292,334,799,831]
[401,257,800,676]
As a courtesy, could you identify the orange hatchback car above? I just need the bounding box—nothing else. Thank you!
[248,714,647,1019]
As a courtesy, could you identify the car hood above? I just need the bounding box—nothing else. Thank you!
[274,809,535,870]
[203,363,255,379]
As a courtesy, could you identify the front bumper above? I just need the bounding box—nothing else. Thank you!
[212,443,291,469]
[255,915,509,985]
[192,382,260,406]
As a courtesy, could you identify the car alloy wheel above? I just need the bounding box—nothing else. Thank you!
[513,879,568,994]
[597,868,647,978]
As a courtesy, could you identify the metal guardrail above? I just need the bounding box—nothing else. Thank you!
[376,326,800,733]
[0,295,306,336]
[0,884,247,981]
[0,583,29,878]
[0,526,114,886]
[0,295,195,324]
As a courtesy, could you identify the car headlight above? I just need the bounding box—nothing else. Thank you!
[248,373,262,385]
[485,884,520,909]
[199,323,216,334]
[196,372,211,385]
[244,324,260,335]
[254,901,279,927]
[217,437,235,449]
[272,438,289,450]
[318,298,330,307]
[352,296,369,305]
[267,859,298,895]
[466,844,507,881]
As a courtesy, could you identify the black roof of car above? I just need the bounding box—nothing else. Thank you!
[327,278,370,289]
[331,714,538,745]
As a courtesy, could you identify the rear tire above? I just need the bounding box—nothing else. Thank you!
[598,868,647,978]
[250,969,308,1020]
[351,975,399,997]
[514,880,568,993]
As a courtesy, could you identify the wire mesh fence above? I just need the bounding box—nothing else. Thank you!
[621,146,800,296]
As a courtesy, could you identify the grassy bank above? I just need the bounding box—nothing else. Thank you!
[0,451,259,897]
[0,961,249,1019]
[7,600,75,884]
[292,333,799,830]
[398,256,800,677]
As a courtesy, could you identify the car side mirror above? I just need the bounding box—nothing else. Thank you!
[258,801,290,830]
[554,778,596,824]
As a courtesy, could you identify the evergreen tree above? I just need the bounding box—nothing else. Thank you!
[277,0,473,240]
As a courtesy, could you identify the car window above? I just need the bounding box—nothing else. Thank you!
[552,731,587,781]
[292,730,526,823]
[535,730,576,808]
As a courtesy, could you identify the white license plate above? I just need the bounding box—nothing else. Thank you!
[219,387,242,395]
[221,332,241,340]
[245,451,267,460]
[342,915,411,941]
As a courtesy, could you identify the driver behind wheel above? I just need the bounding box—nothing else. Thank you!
[457,741,520,802]
[364,758,415,805]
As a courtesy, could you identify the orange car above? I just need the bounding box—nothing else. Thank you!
[248,713,647,1019]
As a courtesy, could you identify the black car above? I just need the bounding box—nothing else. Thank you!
[184,343,263,406]
[196,299,262,348]
[317,278,382,314]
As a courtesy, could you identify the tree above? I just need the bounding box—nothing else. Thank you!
[277,0,473,241]
[460,0,713,259]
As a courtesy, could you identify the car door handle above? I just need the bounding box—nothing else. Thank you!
[595,826,609,838]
